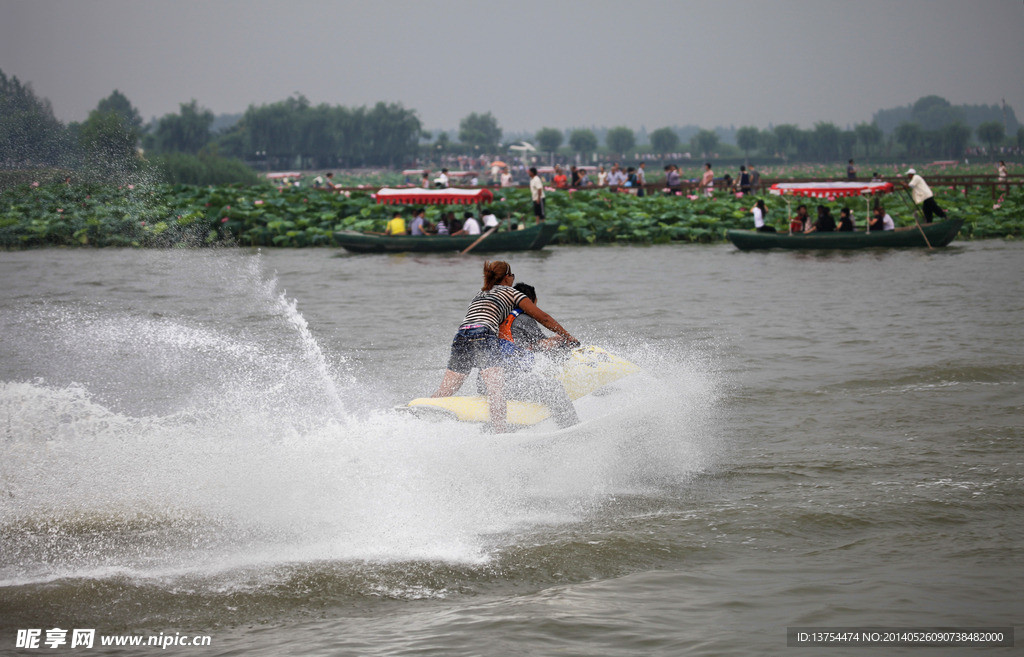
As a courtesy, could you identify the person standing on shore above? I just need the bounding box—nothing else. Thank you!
[905,169,948,223]
[701,163,714,197]
[665,165,681,195]
[529,167,546,223]
[739,165,751,194]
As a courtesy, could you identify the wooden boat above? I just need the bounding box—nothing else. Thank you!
[727,217,963,250]
[727,181,963,250]
[335,220,559,253]
[335,186,560,253]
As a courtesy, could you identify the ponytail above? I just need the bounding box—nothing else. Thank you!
[482,260,512,291]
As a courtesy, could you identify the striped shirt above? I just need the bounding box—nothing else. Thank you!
[460,285,527,333]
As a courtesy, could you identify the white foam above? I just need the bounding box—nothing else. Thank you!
[1,255,723,586]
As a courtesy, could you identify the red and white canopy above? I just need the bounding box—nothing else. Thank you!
[374,187,494,205]
[769,181,895,198]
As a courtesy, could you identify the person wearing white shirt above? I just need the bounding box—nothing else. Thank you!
[434,169,450,188]
[905,168,947,223]
[751,199,775,232]
[869,206,895,231]
[454,212,481,235]
[529,167,545,223]
[481,211,499,230]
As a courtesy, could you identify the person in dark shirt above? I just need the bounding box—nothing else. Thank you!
[837,207,855,232]
[807,205,836,232]
[739,165,751,193]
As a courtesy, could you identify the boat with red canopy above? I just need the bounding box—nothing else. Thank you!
[727,181,962,250]
[333,187,559,254]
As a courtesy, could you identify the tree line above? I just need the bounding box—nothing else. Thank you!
[3,67,1022,186]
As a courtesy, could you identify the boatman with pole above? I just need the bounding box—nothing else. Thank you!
[905,169,948,224]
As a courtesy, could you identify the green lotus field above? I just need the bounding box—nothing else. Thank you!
[1,178,1020,249]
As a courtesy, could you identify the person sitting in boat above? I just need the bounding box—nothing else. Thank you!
[446,211,462,234]
[869,206,895,231]
[384,212,407,236]
[806,205,836,233]
[481,208,500,231]
[432,261,579,433]
[453,212,481,236]
[905,169,947,224]
[790,204,810,233]
[433,169,450,188]
[477,282,580,429]
[409,208,432,236]
[837,207,855,232]
[435,214,450,235]
[751,199,776,233]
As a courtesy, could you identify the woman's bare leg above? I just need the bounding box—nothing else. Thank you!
[481,366,508,432]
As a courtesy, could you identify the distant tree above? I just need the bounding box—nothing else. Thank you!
[1017,126,1024,151]
[296,103,338,169]
[0,68,68,166]
[812,122,841,161]
[840,130,857,159]
[71,90,144,174]
[149,100,214,154]
[536,127,563,159]
[940,122,972,159]
[758,130,778,157]
[649,127,680,155]
[77,108,139,167]
[96,89,143,134]
[692,129,719,159]
[458,111,501,151]
[976,121,1006,157]
[216,96,420,168]
[773,124,800,159]
[894,122,923,157]
[854,122,882,158]
[433,131,451,155]
[605,126,636,158]
[911,95,966,131]
[367,101,422,167]
[568,128,598,157]
[735,126,759,162]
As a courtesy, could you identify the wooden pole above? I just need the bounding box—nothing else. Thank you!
[898,187,933,249]
[461,226,497,254]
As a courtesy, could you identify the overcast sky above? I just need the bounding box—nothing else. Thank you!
[2,0,1022,134]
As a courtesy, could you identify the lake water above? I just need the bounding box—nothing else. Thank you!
[1,241,1021,656]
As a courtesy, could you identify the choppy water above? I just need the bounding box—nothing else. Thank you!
[1,242,1021,656]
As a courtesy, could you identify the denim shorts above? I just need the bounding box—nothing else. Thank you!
[446,326,501,374]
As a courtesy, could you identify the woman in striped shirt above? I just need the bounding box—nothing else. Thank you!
[433,260,578,433]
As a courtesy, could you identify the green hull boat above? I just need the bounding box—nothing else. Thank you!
[727,218,963,251]
[334,221,560,254]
